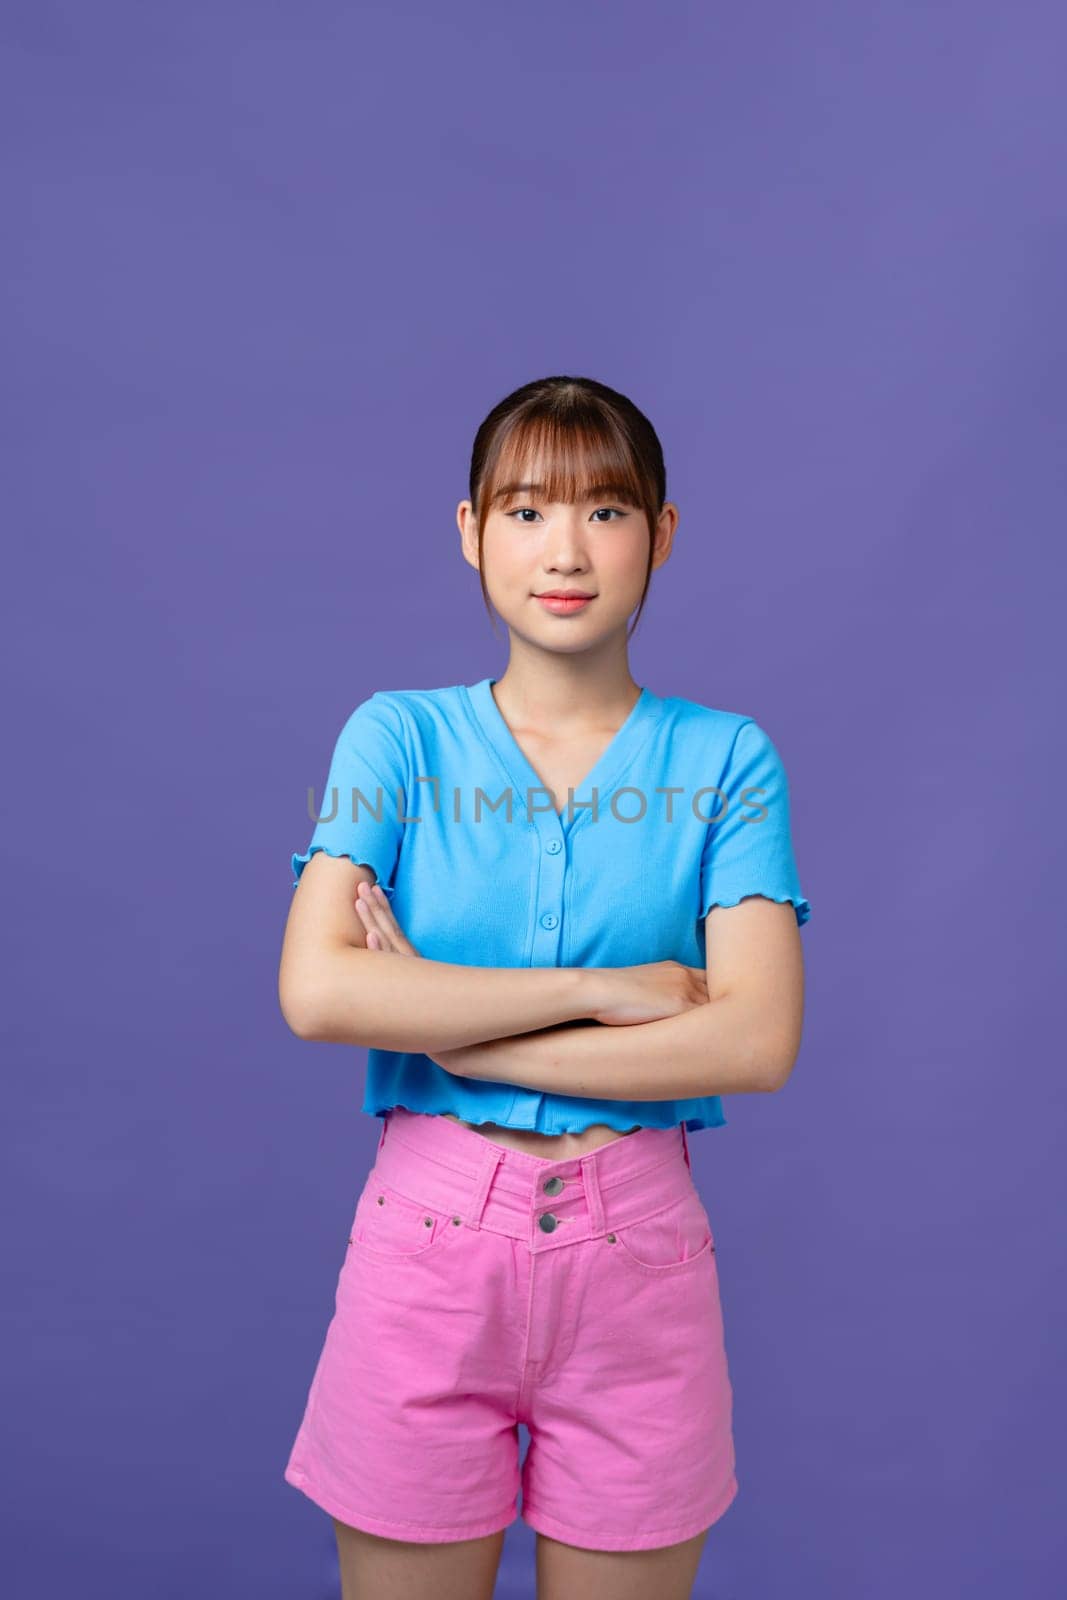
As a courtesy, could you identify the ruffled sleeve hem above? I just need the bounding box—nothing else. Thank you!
[291,844,398,894]
[702,888,811,928]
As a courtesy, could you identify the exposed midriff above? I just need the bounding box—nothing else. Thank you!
[440,1112,641,1158]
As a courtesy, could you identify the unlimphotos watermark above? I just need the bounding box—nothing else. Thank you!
[304,779,773,827]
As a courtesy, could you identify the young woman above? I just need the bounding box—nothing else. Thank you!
[279,375,811,1600]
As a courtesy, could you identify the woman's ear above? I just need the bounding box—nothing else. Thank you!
[457,499,481,570]
[650,502,679,571]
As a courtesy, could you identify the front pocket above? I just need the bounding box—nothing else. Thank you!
[609,1188,716,1277]
[346,1173,462,1264]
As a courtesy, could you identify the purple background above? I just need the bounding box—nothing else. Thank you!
[4,3,1064,1596]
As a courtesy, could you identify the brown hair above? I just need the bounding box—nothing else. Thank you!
[468,375,667,642]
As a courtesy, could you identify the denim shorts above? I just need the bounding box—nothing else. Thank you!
[284,1106,738,1552]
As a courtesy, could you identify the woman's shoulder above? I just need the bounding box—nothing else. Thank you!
[355,682,473,743]
[653,692,800,782]
[656,689,756,741]
[369,682,467,716]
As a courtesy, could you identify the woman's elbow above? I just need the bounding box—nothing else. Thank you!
[278,948,380,1044]
[760,1022,804,1092]
[278,950,340,1041]
[278,973,325,1040]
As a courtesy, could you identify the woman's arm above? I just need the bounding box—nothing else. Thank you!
[279,854,596,1051]
[296,949,595,1053]
[427,999,766,1101]
[432,896,805,1102]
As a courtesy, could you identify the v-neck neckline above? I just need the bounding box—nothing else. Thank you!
[461,676,662,832]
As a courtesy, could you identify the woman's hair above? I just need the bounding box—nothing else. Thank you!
[468,375,667,641]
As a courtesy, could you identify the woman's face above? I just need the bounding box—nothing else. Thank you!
[458,459,676,655]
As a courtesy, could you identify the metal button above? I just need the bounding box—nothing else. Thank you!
[606,1233,617,1243]
[542,1175,564,1195]
[538,1212,559,1233]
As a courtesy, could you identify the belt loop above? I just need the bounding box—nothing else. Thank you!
[462,1144,504,1231]
[579,1150,607,1235]
[680,1121,692,1172]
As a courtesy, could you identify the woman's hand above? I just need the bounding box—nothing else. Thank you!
[353,880,423,957]
[353,883,473,1071]
[589,961,710,1027]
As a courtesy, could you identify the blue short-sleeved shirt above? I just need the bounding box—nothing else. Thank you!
[292,678,812,1134]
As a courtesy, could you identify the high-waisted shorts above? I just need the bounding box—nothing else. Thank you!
[283,1106,738,1552]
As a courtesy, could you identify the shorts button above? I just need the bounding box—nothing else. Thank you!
[538,1212,559,1233]
[542,1175,564,1195]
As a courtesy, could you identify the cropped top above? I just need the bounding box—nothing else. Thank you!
[291,677,812,1134]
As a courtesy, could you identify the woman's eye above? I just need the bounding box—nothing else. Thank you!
[506,506,627,524]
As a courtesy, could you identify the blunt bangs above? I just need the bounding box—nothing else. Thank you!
[477,411,653,525]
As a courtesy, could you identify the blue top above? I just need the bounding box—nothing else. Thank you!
[291,678,812,1134]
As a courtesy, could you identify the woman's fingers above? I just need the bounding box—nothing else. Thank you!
[354,879,421,956]
[363,883,412,950]
[354,893,393,951]
[355,882,396,950]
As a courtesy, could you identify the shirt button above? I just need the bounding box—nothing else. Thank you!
[545,839,562,854]
[540,912,559,930]
[538,1212,559,1233]
[542,1175,564,1195]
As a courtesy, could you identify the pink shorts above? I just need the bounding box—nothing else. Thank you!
[284,1106,738,1552]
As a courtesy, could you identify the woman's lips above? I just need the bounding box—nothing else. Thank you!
[535,594,595,614]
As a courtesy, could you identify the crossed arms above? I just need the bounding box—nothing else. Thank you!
[278,857,805,1101]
